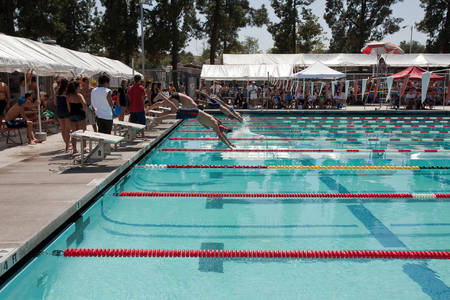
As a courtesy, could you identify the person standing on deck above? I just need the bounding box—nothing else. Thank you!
[81,77,97,132]
[91,75,113,134]
[0,78,11,123]
[128,75,146,139]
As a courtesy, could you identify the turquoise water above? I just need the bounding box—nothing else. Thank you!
[1,114,449,299]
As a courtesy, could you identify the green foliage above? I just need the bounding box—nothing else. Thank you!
[196,0,268,63]
[324,0,404,53]
[239,36,262,54]
[417,0,450,53]
[268,0,326,53]
[101,0,139,64]
[0,0,16,34]
[144,0,199,85]
[399,40,426,53]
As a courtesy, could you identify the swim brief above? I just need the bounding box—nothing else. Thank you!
[207,98,220,109]
[176,108,199,120]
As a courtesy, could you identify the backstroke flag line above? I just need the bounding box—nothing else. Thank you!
[421,72,431,103]
[331,81,335,97]
[386,76,394,101]
[319,82,325,96]
[345,81,350,99]
[361,79,367,102]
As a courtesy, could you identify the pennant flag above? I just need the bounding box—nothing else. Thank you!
[319,82,325,96]
[354,79,358,98]
[290,80,296,93]
[345,81,350,99]
[421,72,431,103]
[386,76,394,101]
[400,75,409,97]
[361,79,367,101]
[331,81,335,97]
[302,80,306,95]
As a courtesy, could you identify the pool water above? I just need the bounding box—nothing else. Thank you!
[1,114,449,300]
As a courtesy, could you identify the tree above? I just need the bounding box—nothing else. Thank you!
[268,0,326,53]
[417,0,450,53]
[297,8,326,53]
[0,0,16,35]
[15,0,61,40]
[399,40,426,53]
[196,0,268,64]
[144,0,200,86]
[324,0,404,53]
[101,0,139,64]
[239,36,261,54]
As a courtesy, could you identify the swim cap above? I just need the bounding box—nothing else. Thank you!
[17,97,26,105]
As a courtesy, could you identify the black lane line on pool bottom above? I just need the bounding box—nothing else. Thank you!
[66,216,90,248]
[199,243,224,273]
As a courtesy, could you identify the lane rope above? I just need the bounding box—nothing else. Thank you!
[215,116,448,120]
[184,124,449,129]
[138,164,450,170]
[161,148,446,153]
[170,137,448,142]
[117,192,450,199]
[190,120,449,124]
[178,130,449,134]
[58,248,450,260]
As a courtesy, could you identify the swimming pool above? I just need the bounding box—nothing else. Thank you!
[1,113,449,299]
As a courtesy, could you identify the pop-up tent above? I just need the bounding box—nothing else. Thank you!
[292,61,346,79]
[392,66,445,81]
[201,64,293,80]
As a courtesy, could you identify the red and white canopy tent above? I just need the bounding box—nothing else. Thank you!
[392,66,445,81]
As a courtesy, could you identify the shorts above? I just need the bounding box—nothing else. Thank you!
[0,100,7,115]
[6,120,26,128]
[208,98,220,109]
[129,111,146,125]
[86,106,96,125]
[69,114,86,122]
[176,108,199,120]
[96,117,113,135]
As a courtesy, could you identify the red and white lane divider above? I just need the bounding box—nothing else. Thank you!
[215,116,448,120]
[178,130,448,134]
[170,137,448,142]
[190,119,449,124]
[61,248,450,260]
[184,124,450,128]
[118,192,450,200]
[161,148,446,153]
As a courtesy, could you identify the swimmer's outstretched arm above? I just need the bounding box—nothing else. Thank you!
[197,90,243,123]
[212,125,235,149]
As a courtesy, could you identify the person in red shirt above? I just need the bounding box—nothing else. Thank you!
[128,75,146,138]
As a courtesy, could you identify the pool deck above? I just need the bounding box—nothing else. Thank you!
[0,106,449,279]
[0,119,179,278]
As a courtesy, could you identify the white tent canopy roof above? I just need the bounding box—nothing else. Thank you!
[201,64,293,80]
[0,33,140,78]
[223,53,450,67]
[293,61,346,79]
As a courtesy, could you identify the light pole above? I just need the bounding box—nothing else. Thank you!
[140,0,146,78]
[409,25,413,53]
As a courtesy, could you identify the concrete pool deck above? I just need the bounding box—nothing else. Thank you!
[0,106,449,279]
[0,119,179,278]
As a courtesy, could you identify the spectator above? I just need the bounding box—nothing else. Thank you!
[81,77,97,132]
[211,81,222,96]
[91,75,113,134]
[169,83,176,94]
[66,80,87,154]
[150,82,160,104]
[5,93,41,144]
[118,80,128,121]
[128,75,146,139]
[0,77,11,122]
[234,89,244,108]
[54,79,71,151]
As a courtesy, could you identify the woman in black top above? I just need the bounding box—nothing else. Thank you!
[118,80,128,121]
[150,83,160,104]
[66,80,87,154]
[53,79,72,152]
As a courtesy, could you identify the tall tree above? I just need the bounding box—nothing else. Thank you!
[0,0,16,35]
[196,0,268,64]
[417,0,450,53]
[268,0,309,53]
[144,0,200,86]
[101,0,139,64]
[399,40,426,53]
[296,8,326,53]
[324,0,404,53]
[15,0,61,39]
[240,36,261,54]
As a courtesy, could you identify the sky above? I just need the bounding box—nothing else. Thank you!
[186,0,428,55]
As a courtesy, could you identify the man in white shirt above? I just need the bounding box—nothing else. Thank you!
[91,75,113,134]
[210,81,222,96]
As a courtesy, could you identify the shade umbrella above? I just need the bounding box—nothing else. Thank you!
[361,42,404,55]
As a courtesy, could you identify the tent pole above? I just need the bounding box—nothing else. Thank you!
[37,76,42,133]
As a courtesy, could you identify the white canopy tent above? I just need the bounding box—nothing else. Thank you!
[0,33,140,78]
[293,61,346,79]
[223,53,450,67]
[201,64,293,80]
